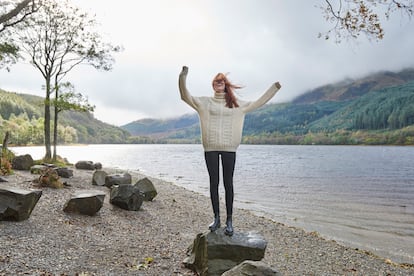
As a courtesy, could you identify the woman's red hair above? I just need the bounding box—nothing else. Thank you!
[212,73,242,108]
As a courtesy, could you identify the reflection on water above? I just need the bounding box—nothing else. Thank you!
[11,144,414,264]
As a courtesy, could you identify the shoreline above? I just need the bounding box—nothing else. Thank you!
[1,168,414,275]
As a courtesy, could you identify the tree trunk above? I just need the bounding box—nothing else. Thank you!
[2,131,9,150]
[44,78,51,160]
[1,131,10,169]
[52,98,58,161]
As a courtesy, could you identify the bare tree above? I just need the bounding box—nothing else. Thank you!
[320,0,413,42]
[2,0,120,160]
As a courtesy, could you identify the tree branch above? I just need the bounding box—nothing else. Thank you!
[321,0,413,42]
[0,0,39,32]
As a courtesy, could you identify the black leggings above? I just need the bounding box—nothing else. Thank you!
[204,151,236,217]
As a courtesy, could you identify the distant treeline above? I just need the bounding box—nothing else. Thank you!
[243,127,414,145]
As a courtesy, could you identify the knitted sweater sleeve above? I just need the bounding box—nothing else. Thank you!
[179,70,198,110]
[243,83,281,113]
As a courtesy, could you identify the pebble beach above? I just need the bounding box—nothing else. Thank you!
[1,168,414,275]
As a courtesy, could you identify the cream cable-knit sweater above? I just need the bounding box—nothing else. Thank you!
[179,71,280,152]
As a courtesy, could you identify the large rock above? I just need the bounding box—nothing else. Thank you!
[55,167,73,178]
[183,230,267,276]
[222,260,281,276]
[92,170,108,186]
[110,184,144,211]
[105,173,132,188]
[63,190,105,216]
[134,177,157,201]
[30,164,48,174]
[12,154,34,170]
[75,160,96,170]
[94,162,102,170]
[0,186,42,221]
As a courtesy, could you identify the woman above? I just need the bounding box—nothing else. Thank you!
[178,66,281,236]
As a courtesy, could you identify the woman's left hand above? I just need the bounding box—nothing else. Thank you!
[275,82,281,89]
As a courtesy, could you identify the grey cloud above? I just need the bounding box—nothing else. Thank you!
[1,0,414,126]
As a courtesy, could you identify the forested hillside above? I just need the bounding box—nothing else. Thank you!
[122,69,414,145]
[0,89,129,145]
[308,82,414,131]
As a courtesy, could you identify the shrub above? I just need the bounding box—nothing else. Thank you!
[0,148,15,175]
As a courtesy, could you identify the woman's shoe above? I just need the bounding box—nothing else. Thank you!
[224,217,233,236]
[208,216,221,231]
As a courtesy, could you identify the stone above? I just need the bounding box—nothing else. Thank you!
[94,162,102,170]
[75,160,96,170]
[110,184,144,211]
[183,230,267,276]
[222,260,281,276]
[41,163,57,168]
[105,173,132,188]
[0,176,7,182]
[92,170,108,186]
[0,185,42,221]
[134,177,157,201]
[12,154,34,170]
[30,164,48,174]
[55,167,73,178]
[63,190,105,216]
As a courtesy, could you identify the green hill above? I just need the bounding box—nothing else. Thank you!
[308,82,414,131]
[0,89,129,145]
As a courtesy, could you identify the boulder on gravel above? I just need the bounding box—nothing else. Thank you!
[222,260,281,276]
[55,167,73,178]
[75,160,98,170]
[184,230,267,276]
[0,186,42,221]
[92,170,108,186]
[110,184,144,211]
[30,165,48,174]
[105,173,132,188]
[63,190,105,216]
[12,154,34,170]
[134,177,157,201]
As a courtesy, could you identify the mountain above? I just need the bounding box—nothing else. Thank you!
[293,68,414,104]
[120,68,414,144]
[122,114,198,137]
[0,89,129,144]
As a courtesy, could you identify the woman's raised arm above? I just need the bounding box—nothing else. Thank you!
[243,82,281,113]
[178,66,198,110]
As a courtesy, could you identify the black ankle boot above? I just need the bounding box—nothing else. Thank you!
[224,217,233,236]
[209,216,220,231]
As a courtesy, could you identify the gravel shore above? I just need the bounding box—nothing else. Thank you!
[1,168,413,275]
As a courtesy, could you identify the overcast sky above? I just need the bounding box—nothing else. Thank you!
[1,0,414,126]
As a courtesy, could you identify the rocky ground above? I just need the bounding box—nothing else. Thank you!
[1,168,414,275]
